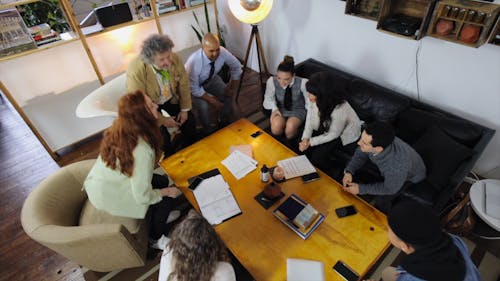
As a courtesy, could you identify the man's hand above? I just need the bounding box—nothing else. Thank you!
[343,182,360,195]
[176,111,188,125]
[160,186,182,198]
[204,94,224,111]
[299,139,310,152]
[163,116,180,128]
[342,172,353,187]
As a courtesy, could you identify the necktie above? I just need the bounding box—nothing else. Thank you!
[207,61,215,81]
[201,61,215,86]
[284,86,292,111]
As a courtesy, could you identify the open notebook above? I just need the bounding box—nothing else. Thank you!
[190,170,242,225]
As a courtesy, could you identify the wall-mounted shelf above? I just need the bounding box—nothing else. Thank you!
[345,0,382,21]
[377,0,435,40]
[427,0,499,48]
[489,16,499,45]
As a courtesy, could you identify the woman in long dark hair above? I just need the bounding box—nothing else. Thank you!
[84,90,182,250]
[263,55,309,140]
[299,71,361,171]
[159,210,236,281]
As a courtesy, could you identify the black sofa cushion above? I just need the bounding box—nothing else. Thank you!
[397,107,483,148]
[347,79,410,123]
[413,126,474,190]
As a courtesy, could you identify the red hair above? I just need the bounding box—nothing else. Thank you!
[100,91,162,176]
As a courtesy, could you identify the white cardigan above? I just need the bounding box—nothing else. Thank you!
[159,248,236,281]
[301,102,361,147]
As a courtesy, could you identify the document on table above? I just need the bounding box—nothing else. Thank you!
[221,149,258,180]
[277,155,316,179]
[193,174,242,225]
[485,182,500,219]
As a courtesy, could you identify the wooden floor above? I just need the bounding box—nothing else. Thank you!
[0,69,265,281]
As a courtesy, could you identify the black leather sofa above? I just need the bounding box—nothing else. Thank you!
[294,58,495,211]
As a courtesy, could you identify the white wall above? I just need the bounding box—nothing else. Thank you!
[217,0,500,178]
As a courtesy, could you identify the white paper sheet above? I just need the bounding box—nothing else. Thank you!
[485,182,500,220]
[221,150,257,180]
[277,155,316,179]
[287,258,325,281]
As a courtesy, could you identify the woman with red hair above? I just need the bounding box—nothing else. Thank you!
[84,90,182,250]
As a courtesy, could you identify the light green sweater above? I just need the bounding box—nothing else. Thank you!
[84,139,162,219]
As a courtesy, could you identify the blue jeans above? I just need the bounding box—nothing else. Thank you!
[192,75,232,134]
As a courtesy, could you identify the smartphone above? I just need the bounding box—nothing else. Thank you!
[335,205,357,218]
[251,131,263,138]
[188,177,203,191]
[333,260,359,281]
[301,172,320,183]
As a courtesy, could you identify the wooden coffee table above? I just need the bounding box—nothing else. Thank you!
[160,118,390,281]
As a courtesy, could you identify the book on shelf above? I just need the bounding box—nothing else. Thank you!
[273,194,325,239]
[277,155,316,179]
[189,0,205,7]
[156,0,178,14]
[188,169,242,225]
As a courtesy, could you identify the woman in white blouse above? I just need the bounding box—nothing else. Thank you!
[299,71,361,172]
[158,210,236,281]
[263,55,309,140]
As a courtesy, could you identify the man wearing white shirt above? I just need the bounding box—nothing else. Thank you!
[185,33,242,134]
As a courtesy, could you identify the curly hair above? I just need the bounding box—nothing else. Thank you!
[166,211,230,281]
[141,34,175,65]
[306,71,346,132]
[100,91,162,176]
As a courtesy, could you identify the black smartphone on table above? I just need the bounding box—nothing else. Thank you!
[301,172,320,183]
[335,205,357,218]
[333,260,359,281]
[188,177,203,191]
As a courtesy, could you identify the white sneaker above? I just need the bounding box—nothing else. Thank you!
[166,210,181,224]
[150,235,170,250]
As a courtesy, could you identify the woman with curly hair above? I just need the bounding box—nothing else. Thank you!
[84,90,182,250]
[158,210,236,281]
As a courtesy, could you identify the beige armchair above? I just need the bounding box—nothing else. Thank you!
[21,159,149,272]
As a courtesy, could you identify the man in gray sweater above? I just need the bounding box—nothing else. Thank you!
[342,121,426,212]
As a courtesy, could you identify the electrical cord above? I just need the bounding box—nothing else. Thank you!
[415,40,422,101]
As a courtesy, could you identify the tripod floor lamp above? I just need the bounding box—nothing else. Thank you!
[228,0,273,103]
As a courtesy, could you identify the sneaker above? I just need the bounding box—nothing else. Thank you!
[150,235,170,250]
[166,210,181,224]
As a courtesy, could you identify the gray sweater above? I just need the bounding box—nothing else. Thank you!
[345,137,426,195]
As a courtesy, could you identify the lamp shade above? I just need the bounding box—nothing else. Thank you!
[228,0,273,24]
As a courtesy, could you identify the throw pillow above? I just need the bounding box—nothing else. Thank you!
[412,126,473,190]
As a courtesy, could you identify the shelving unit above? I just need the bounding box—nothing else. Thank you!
[426,0,499,47]
[0,0,216,160]
[376,0,435,40]
[489,16,499,45]
[345,0,382,21]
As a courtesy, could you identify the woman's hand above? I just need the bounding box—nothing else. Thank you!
[163,116,181,128]
[299,139,310,152]
[160,186,182,198]
[271,110,282,118]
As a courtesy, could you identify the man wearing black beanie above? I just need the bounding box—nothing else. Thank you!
[365,199,481,281]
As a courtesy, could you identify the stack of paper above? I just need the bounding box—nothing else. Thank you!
[287,258,325,281]
[221,150,257,180]
[277,155,316,179]
[485,182,500,219]
[193,174,241,225]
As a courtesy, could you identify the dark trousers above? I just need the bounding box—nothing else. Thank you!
[149,174,175,240]
[158,101,197,156]
[305,137,358,173]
